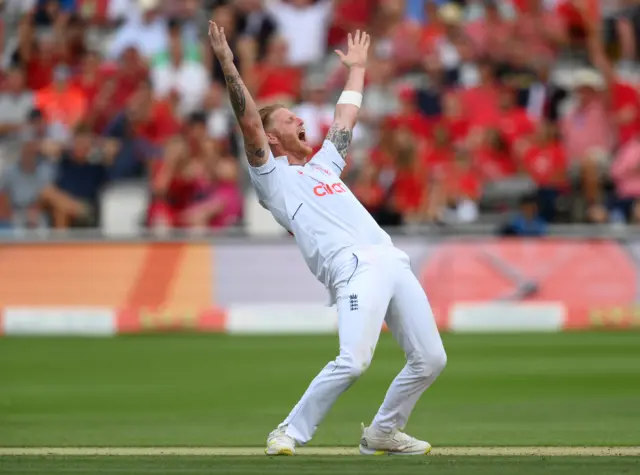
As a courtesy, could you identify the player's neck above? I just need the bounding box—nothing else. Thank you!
[279,149,306,166]
[287,155,307,166]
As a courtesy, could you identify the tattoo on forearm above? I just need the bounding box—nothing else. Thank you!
[326,123,352,159]
[245,140,266,167]
[224,74,246,118]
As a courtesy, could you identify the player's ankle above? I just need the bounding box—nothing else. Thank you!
[369,422,392,435]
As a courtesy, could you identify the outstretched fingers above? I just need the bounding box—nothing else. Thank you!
[208,21,223,45]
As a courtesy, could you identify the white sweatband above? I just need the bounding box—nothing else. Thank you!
[337,91,363,108]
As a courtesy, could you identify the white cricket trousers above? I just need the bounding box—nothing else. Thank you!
[279,246,447,444]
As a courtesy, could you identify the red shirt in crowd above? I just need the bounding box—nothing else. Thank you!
[25,53,62,90]
[555,0,599,31]
[135,101,181,145]
[327,0,372,46]
[497,107,536,149]
[460,85,501,129]
[392,169,425,213]
[421,145,453,177]
[386,113,432,139]
[254,64,302,102]
[611,80,640,146]
[522,142,567,188]
[444,166,482,202]
[474,147,516,182]
[352,181,385,212]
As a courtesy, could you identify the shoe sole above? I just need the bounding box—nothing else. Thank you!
[264,447,294,456]
[359,444,432,456]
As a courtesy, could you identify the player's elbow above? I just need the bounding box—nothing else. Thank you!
[240,119,263,137]
[334,105,358,130]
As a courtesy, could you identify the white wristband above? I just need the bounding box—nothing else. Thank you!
[337,91,363,108]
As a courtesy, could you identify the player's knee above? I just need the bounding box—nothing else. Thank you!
[409,347,447,380]
[336,352,371,379]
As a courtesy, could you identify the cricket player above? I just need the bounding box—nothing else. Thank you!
[208,22,447,456]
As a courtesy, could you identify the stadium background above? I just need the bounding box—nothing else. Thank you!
[1,1,640,474]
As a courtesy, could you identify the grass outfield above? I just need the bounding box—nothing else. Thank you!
[1,455,640,475]
[1,332,639,448]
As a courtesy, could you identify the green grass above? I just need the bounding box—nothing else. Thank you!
[1,333,639,447]
[1,456,639,475]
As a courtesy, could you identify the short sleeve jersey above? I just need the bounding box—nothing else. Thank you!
[248,140,393,286]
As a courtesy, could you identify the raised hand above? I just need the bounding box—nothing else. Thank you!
[335,30,371,69]
[208,21,234,64]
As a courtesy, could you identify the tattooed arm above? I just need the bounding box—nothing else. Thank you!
[208,22,268,168]
[326,30,370,160]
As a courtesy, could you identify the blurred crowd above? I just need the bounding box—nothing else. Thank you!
[0,0,639,235]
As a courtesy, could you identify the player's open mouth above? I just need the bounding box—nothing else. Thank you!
[298,130,307,143]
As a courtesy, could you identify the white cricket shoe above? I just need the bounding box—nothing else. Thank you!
[265,427,296,456]
[359,423,432,455]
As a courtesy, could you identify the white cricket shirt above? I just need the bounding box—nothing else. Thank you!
[248,140,393,289]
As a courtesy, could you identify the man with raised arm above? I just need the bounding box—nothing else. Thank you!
[208,22,446,456]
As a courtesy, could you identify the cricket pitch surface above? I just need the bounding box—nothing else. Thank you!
[2,447,640,456]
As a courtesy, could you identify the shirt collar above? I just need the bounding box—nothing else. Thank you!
[275,155,304,167]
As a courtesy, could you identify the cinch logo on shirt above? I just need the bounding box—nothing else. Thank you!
[313,182,347,197]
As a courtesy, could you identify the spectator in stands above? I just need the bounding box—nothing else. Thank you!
[203,82,233,144]
[518,121,568,222]
[461,59,501,129]
[13,21,61,90]
[148,122,221,230]
[111,46,149,109]
[34,65,87,131]
[560,69,614,211]
[0,131,55,229]
[584,12,640,148]
[514,0,567,62]
[59,14,89,68]
[351,161,387,221]
[610,131,640,223]
[107,0,168,61]
[71,50,104,111]
[102,95,155,181]
[43,124,109,227]
[389,128,428,224]
[415,55,445,118]
[0,67,34,162]
[441,146,481,223]
[107,0,142,25]
[438,91,470,146]
[494,37,538,103]
[152,17,203,67]
[249,35,302,108]
[465,0,513,62]
[181,156,243,229]
[234,0,278,60]
[327,0,374,50]
[294,79,334,151]
[473,128,516,183]
[523,61,568,123]
[499,193,547,236]
[151,29,209,118]
[431,3,468,85]
[265,0,334,67]
[392,86,432,141]
[126,78,181,147]
[495,86,535,152]
[357,53,400,148]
